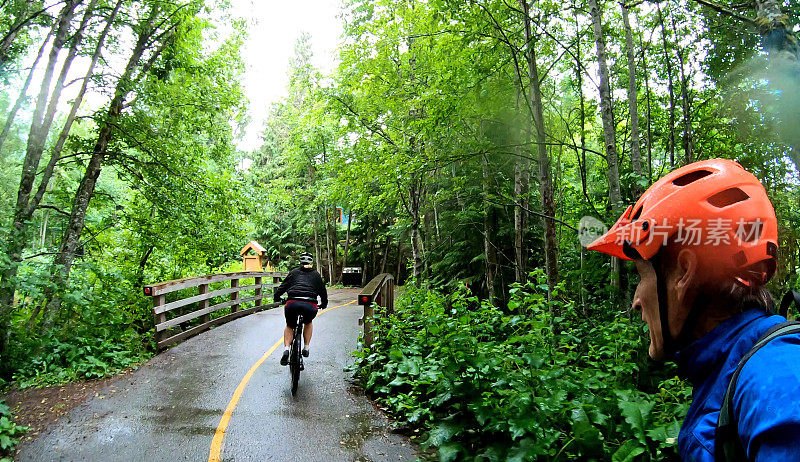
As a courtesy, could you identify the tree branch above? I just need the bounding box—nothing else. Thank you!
[22,252,59,260]
[36,204,71,216]
[330,92,400,149]
[488,195,578,232]
[625,0,756,24]
[692,0,756,24]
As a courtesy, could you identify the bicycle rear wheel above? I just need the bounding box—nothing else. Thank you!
[290,322,303,396]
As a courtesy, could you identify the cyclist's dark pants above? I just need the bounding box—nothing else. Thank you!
[284,300,318,328]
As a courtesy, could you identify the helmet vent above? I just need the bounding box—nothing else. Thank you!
[673,169,712,186]
[631,206,643,221]
[767,242,777,257]
[707,187,750,208]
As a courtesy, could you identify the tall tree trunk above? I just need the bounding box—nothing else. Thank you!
[0,27,53,153]
[513,160,524,283]
[0,0,48,67]
[314,209,322,274]
[29,0,122,216]
[380,235,391,274]
[670,14,694,164]
[641,36,653,182]
[755,0,799,58]
[0,2,78,360]
[41,7,162,328]
[329,209,338,283]
[368,225,377,283]
[621,3,643,193]
[42,127,106,329]
[513,136,530,283]
[395,242,403,284]
[39,210,49,250]
[520,0,557,293]
[422,207,431,281]
[521,158,530,269]
[0,4,30,64]
[580,246,587,314]
[658,3,677,167]
[589,0,622,208]
[482,156,497,303]
[324,206,334,284]
[589,0,624,293]
[433,198,440,240]
[677,50,693,165]
[37,1,96,152]
[134,245,155,289]
[405,179,424,285]
[22,1,77,183]
[409,221,422,284]
[573,9,593,209]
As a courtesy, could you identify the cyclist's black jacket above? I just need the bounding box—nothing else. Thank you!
[274,266,328,309]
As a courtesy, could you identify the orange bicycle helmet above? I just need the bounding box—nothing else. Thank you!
[587,158,778,358]
[587,158,777,287]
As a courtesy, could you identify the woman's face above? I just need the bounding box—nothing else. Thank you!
[632,259,665,360]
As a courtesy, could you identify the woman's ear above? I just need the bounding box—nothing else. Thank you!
[674,248,699,305]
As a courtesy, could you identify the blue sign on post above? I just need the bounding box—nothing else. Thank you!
[337,207,351,226]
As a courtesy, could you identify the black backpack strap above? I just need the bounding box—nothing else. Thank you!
[778,291,800,318]
[716,321,800,461]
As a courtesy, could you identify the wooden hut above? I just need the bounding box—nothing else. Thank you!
[240,241,273,271]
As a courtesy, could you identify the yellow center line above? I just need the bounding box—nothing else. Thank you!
[208,299,357,462]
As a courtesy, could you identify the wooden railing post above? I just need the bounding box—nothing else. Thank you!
[254,276,262,309]
[386,276,394,313]
[363,301,374,346]
[358,273,394,348]
[153,294,166,347]
[230,279,240,312]
[199,284,209,323]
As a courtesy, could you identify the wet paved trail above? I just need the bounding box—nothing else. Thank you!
[19,289,415,461]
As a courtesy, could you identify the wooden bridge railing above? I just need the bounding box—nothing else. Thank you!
[357,273,394,346]
[143,271,286,351]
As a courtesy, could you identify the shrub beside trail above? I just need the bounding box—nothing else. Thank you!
[353,273,689,461]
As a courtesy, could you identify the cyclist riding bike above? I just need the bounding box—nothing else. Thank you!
[273,252,328,366]
[587,159,800,460]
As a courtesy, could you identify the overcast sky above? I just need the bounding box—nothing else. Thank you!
[230,0,343,151]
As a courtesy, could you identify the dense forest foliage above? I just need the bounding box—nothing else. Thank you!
[0,0,248,386]
[254,0,800,304]
[0,0,799,458]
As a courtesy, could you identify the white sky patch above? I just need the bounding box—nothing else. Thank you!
[236,157,253,172]
[230,0,343,152]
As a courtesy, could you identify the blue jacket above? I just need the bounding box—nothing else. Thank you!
[675,308,800,461]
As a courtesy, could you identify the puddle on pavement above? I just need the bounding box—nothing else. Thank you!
[146,405,221,436]
[142,359,225,437]
[341,411,383,456]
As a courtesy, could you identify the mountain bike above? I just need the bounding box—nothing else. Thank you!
[288,313,305,396]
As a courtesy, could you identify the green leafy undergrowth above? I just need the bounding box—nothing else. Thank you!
[0,399,28,459]
[352,271,689,461]
[4,260,152,387]
[10,330,147,388]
